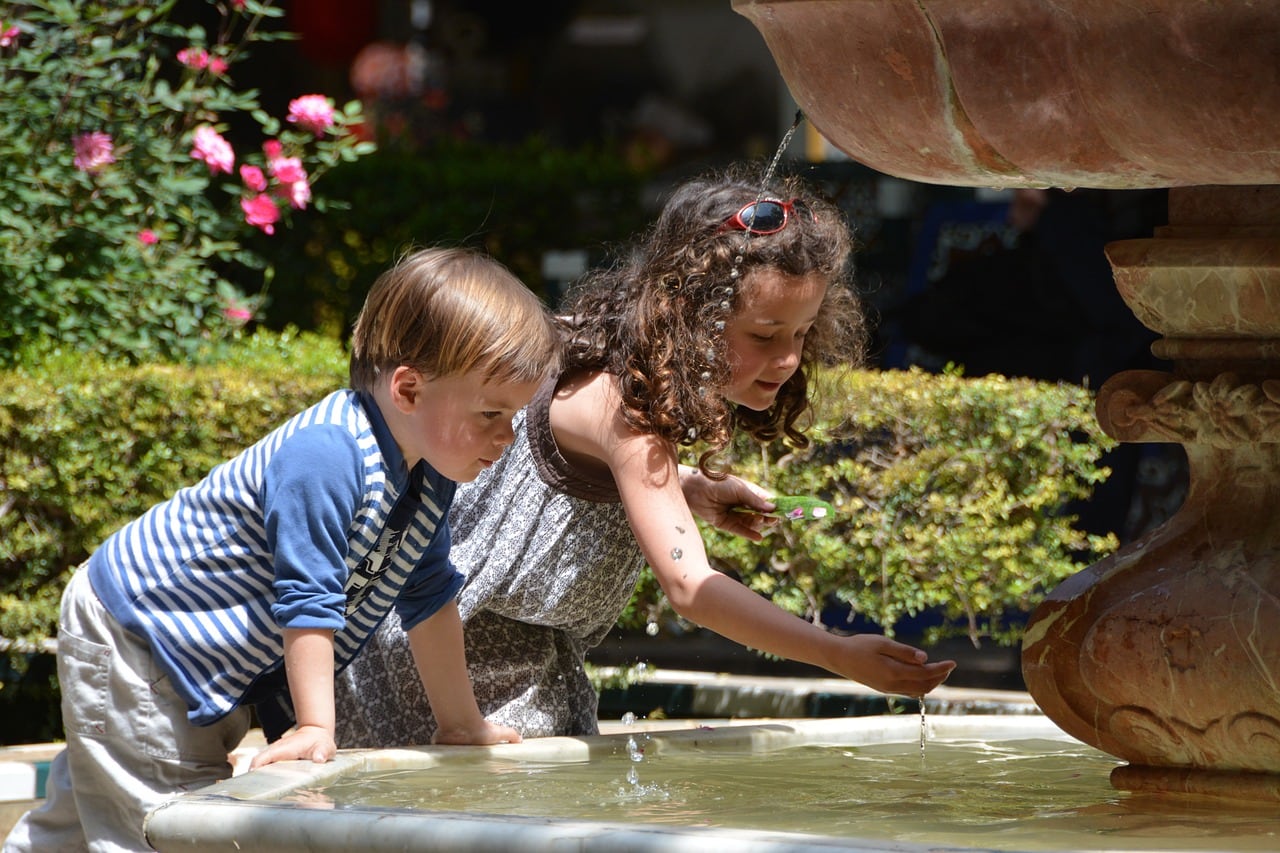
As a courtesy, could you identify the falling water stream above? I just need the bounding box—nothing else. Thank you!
[920,697,927,759]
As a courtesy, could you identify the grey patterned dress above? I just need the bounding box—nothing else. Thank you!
[334,374,643,746]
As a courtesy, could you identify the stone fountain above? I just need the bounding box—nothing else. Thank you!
[732,0,1280,800]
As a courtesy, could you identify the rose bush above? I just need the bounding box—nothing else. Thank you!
[0,0,374,364]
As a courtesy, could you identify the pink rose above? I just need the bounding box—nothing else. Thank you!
[191,126,234,175]
[223,305,253,324]
[268,156,307,185]
[286,94,336,136]
[276,178,311,210]
[1,24,19,48]
[262,139,283,160]
[137,229,159,245]
[239,164,268,192]
[176,47,209,70]
[240,194,279,235]
[209,56,229,76]
[72,131,115,173]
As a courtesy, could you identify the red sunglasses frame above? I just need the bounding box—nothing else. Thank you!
[720,198,815,235]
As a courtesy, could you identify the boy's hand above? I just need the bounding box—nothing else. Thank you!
[248,724,337,770]
[432,720,523,746]
[829,634,956,698]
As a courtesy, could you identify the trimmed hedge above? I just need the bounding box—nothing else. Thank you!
[0,330,349,648]
[3,345,1114,649]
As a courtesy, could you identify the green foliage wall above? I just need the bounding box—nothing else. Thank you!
[3,352,1114,650]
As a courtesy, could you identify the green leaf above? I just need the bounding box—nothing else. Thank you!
[767,494,837,522]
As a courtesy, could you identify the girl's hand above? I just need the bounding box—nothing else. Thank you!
[678,466,778,541]
[829,634,957,698]
[432,720,523,746]
[248,724,337,770]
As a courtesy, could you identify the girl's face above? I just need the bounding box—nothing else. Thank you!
[722,269,828,411]
[386,367,541,482]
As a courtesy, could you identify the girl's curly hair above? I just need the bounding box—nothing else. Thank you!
[558,164,867,475]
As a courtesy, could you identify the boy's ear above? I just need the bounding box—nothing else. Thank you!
[386,365,421,412]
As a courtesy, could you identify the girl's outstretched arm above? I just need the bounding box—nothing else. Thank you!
[613,428,955,698]
[553,371,956,698]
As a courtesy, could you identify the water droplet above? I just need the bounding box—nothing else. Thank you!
[626,766,640,785]
[645,621,659,636]
[670,547,683,561]
[713,320,725,331]
[621,711,637,726]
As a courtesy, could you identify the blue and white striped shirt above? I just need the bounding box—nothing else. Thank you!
[88,389,462,726]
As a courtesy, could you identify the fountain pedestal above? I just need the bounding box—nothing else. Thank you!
[1022,186,1280,797]
[731,0,1280,797]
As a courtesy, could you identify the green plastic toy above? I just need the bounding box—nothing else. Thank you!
[736,494,835,522]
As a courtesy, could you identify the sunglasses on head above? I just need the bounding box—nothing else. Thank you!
[721,198,815,236]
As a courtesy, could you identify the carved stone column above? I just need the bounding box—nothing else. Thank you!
[1020,186,1280,800]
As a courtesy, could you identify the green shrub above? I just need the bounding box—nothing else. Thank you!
[0,329,347,648]
[0,1,372,365]
[3,356,1113,651]
[624,367,1118,648]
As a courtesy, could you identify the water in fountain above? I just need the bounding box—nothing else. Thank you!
[315,736,1280,851]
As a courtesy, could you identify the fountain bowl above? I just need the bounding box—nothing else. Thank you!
[732,0,1280,189]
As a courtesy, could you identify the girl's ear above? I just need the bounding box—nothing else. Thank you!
[386,365,421,413]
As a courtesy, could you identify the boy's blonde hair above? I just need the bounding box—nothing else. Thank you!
[349,247,561,392]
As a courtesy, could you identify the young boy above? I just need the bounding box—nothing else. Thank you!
[3,247,561,852]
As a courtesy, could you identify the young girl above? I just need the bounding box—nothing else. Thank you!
[334,168,955,746]
[4,248,559,852]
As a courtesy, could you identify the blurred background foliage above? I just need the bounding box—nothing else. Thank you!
[234,137,649,335]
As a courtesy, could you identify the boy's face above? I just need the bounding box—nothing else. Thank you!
[722,269,828,411]
[386,368,542,482]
